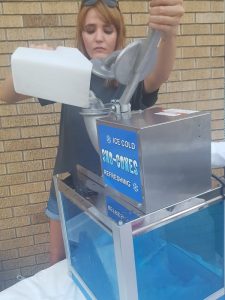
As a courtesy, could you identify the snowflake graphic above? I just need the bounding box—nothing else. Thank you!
[106,135,111,144]
[133,183,139,192]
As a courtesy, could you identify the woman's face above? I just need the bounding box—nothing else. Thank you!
[82,8,118,59]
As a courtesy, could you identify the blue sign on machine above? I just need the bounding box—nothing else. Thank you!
[98,124,143,203]
[106,196,138,223]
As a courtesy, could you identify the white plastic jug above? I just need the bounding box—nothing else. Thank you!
[11,46,93,108]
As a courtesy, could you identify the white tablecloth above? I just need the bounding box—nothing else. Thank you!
[211,142,225,168]
[0,260,86,300]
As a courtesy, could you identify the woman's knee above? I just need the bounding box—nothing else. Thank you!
[49,219,65,265]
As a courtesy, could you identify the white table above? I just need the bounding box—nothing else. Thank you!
[0,260,85,300]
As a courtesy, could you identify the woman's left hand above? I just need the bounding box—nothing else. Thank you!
[149,0,185,37]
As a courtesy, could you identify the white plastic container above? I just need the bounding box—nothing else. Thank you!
[11,46,93,108]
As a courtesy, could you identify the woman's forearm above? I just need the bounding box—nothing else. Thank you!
[144,0,184,93]
[144,34,177,93]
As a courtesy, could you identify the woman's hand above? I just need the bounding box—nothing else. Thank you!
[149,0,184,38]
[30,43,54,50]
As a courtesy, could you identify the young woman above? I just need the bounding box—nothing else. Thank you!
[0,0,184,264]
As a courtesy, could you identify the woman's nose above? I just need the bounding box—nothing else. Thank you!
[95,29,104,42]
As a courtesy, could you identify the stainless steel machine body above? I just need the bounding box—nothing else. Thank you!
[97,107,211,213]
[55,102,221,300]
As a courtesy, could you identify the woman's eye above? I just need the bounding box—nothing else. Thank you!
[83,25,95,34]
[104,26,114,34]
[83,25,115,35]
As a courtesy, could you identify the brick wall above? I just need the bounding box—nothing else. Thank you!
[0,0,224,291]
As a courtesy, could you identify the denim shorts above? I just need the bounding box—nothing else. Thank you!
[45,189,60,220]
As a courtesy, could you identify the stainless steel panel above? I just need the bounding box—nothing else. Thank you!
[140,111,211,212]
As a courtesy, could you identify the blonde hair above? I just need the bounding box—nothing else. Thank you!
[76,0,126,58]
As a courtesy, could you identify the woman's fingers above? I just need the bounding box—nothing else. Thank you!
[149,0,184,36]
[150,14,181,26]
[30,43,54,50]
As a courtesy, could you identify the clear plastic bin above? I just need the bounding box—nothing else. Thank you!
[55,176,224,300]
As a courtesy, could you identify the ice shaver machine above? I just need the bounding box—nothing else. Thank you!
[11,30,225,300]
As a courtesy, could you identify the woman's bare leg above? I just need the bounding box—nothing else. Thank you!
[49,219,66,265]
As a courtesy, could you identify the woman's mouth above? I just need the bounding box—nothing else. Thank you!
[94,47,106,52]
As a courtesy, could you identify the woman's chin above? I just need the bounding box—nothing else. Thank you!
[92,52,109,59]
